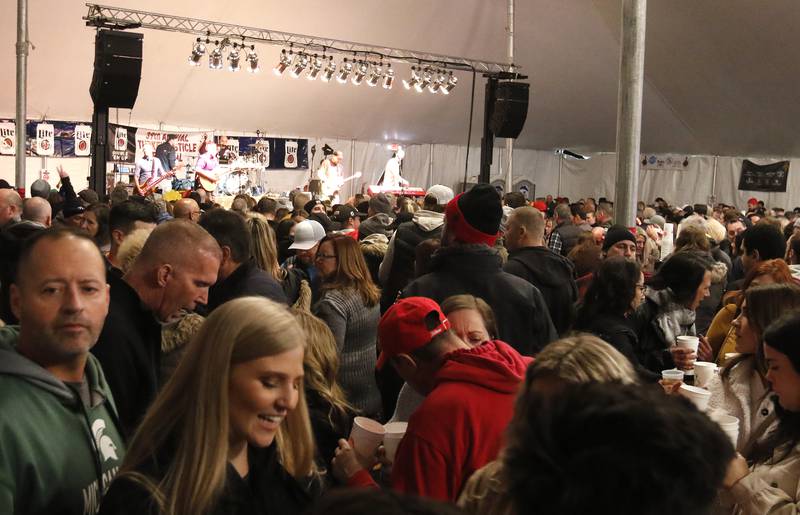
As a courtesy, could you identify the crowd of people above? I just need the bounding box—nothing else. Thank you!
[3,169,800,515]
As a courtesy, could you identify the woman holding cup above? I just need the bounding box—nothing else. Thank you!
[708,283,800,454]
[721,310,800,513]
[633,251,714,375]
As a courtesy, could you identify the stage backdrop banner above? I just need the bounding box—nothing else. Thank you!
[738,159,790,192]
[641,154,691,171]
[74,125,92,157]
[36,123,55,156]
[0,122,15,155]
[135,129,206,163]
[108,123,137,163]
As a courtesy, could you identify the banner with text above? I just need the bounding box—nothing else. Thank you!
[640,154,691,171]
[738,159,790,192]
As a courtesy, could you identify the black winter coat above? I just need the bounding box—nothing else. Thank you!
[504,246,578,336]
[401,244,557,356]
[99,444,319,515]
[207,260,287,312]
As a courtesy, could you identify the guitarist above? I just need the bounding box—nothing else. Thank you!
[155,134,183,186]
[134,143,168,195]
[317,149,345,202]
[194,140,219,191]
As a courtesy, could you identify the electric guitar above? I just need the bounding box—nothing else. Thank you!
[321,172,363,198]
[137,170,176,196]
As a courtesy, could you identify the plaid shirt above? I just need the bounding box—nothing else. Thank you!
[547,230,563,255]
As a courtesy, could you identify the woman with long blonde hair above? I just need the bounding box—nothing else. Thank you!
[292,308,356,476]
[99,297,320,515]
[313,234,382,418]
[247,215,311,310]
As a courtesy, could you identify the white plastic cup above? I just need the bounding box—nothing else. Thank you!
[715,414,741,448]
[382,422,408,463]
[679,384,712,411]
[349,417,385,467]
[694,362,717,388]
[676,336,700,374]
[661,369,685,385]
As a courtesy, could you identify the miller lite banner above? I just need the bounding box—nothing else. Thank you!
[107,123,137,163]
[0,122,15,155]
[74,125,92,157]
[36,123,55,156]
[284,140,298,168]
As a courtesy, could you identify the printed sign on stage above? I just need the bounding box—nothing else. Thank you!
[738,159,790,192]
[0,122,15,155]
[284,140,298,168]
[36,123,55,156]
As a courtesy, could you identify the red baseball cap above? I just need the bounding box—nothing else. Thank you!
[376,297,451,370]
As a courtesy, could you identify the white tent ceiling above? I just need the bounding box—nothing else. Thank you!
[2,0,800,156]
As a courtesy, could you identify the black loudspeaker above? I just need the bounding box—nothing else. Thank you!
[90,30,143,109]
[489,81,529,138]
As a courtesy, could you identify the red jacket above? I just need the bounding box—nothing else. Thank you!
[350,340,531,501]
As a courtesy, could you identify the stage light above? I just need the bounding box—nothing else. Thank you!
[320,56,336,82]
[188,38,206,66]
[429,70,446,93]
[351,60,368,85]
[209,42,223,70]
[403,66,420,90]
[382,64,395,89]
[442,71,457,94]
[336,58,353,83]
[415,68,432,93]
[306,54,323,80]
[273,49,292,76]
[290,52,309,78]
[246,46,259,73]
[366,63,383,87]
[227,46,241,72]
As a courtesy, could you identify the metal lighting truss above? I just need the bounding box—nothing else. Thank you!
[83,3,518,74]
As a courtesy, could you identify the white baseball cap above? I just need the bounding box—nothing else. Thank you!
[289,220,326,250]
[426,185,455,205]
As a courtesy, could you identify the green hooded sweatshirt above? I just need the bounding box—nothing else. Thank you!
[0,326,126,515]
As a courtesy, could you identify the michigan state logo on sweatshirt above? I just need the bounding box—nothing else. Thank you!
[81,416,123,514]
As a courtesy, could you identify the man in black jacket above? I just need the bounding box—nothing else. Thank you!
[199,209,287,311]
[91,220,221,437]
[402,184,556,356]
[504,206,577,336]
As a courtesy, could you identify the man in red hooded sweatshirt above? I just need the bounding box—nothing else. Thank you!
[332,296,532,501]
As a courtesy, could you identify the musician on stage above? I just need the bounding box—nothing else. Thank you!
[194,140,219,192]
[382,148,409,189]
[134,143,167,194]
[317,148,345,202]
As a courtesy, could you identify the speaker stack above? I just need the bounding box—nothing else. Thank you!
[90,30,143,109]
[489,82,530,139]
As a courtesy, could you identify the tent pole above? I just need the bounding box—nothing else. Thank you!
[711,155,719,204]
[504,0,515,195]
[15,0,29,192]
[613,0,647,227]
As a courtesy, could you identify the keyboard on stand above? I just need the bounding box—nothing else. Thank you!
[367,185,426,197]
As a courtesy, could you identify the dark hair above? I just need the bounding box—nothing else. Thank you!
[503,192,526,209]
[693,204,708,216]
[423,195,445,213]
[742,223,786,261]
[88,203,111,248]
[306,489,465,515]
[647,251,712,305]
[276,219,296,241]
[791,237,800,265]
[198,209,250,263]
[752,310,800,464]
[504,382,734,515]
[576,257,641,325]
[569,203,587,220]
[109,199,158,235]
[255,197,278,215]
[415,238,441,278]
[187,191,202,205]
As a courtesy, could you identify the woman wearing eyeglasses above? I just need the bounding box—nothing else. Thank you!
[313,234,382,419]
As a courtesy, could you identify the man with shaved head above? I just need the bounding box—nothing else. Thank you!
[504,206,578,335]
[171,197,201,222]
[91,220,221,436]
[22,197,52,227]
[0,228,124,514]
[0,188,22,229]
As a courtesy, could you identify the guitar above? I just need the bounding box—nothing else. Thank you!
[137,170,176,196]
[194,166,237,192]
[322,172,363,198]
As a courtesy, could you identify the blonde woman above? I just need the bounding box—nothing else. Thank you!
[99,297,320,515]
[247,216,311,310]
[457,334,637,515]
[292,309,356,476]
